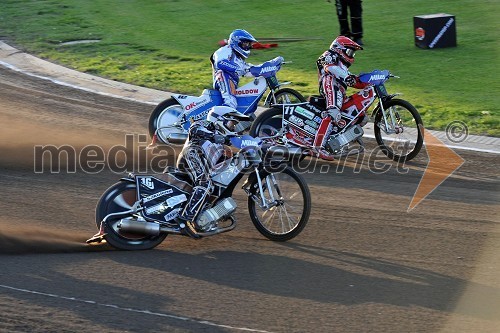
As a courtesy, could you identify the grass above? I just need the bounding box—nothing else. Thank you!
[0,0,498,135]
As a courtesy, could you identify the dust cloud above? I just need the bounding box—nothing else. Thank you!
[0,224,112,255]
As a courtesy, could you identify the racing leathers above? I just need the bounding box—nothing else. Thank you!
[211,45,283,109]
[316,49,370,124]
[176,120,227,230]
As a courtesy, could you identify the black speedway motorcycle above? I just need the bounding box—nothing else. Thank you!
[87,136,311,250]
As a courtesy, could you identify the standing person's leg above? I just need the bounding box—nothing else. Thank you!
[349,0,363,44]
[335,0,351,37]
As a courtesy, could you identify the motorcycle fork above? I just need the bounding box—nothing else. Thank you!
[264,88,277,107]
[376,99,399,135]
[251,167,279,209]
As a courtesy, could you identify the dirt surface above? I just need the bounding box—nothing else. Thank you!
[0,66,499,333]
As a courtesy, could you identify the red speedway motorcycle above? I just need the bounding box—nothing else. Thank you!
[249,70,424,162]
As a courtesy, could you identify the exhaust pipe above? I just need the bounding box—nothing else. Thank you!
[167,133,188,144]
[267,145,304,159]
[117,218,181,236]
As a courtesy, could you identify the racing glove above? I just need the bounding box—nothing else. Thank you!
[213,134,226,144]
[271,56,284,65]
[327,107,342,123]
[344,74,357,87]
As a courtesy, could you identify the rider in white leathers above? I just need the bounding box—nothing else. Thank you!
[211,29,283,109]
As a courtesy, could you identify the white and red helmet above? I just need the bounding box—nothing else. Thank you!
[329,36,363,66]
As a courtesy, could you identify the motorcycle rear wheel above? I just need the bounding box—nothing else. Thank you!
[148,98,185,144]
[96,181,167,250]
[373,98,424,162]
[247,166,311,241]
[267,88,305,106]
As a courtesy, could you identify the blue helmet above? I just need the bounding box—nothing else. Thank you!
[228,29,257,58]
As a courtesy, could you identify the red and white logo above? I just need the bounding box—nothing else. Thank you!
[185,102,197,110]
[416,27,425,41]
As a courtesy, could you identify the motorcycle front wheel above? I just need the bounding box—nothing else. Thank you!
[247,166,311,241]
[96,181,167,250]
[148,98,185,144]
[373,98,424,162]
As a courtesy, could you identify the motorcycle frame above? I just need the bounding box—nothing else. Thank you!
[168,75,291,133]
[258,81,403,154]
[97,157,282,233]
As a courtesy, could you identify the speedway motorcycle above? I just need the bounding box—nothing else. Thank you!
[249,70,424,162]
[87,135,311,250]
[149,59,305,145]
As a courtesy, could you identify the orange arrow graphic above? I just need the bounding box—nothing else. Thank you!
[408,125,465,211]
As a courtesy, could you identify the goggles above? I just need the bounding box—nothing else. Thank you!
[239,40,253,51]
[345,48,356,57]
[225,119,237,131]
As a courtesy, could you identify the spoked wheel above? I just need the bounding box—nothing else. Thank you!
[249,107,283,138]
[148,98,186,144]
[247,166,311,241]
[250,107,306,164]
[271,88,305,105]
[374,98,424,162]
[96,182,167,250]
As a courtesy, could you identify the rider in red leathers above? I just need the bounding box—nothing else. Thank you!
[316,36,369,126]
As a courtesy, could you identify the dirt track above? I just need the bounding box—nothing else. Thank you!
[0,66,499,333]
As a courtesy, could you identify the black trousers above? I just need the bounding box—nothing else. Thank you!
[335,0,363,39]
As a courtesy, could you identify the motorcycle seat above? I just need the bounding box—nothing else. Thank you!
[163,166,191,181]
[307,95,326,110]
[157,168,193,192]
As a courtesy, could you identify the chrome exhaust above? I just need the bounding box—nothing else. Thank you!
[117,218,182,236]
[267,145,304,159]
[167,133,188,144]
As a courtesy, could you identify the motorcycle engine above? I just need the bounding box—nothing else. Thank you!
[327,124,364,153]
[196,197,237,231]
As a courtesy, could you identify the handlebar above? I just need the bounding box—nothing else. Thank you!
[358,69,395,85]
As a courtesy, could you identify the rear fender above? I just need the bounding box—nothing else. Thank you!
[172,90,221,121]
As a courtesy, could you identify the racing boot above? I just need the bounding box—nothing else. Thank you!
[176,184,211,238]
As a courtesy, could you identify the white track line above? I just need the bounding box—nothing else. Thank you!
[0,284,273,333]
[362,133,500,154]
